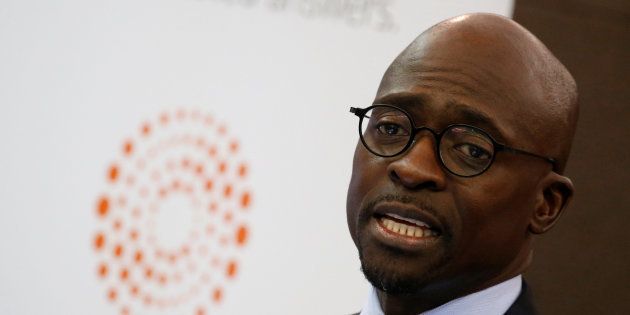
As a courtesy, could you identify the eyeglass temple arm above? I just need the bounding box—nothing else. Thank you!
[496,144,558,170]
[350,107,366,117]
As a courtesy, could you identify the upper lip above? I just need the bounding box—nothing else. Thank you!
[372,200,444,233]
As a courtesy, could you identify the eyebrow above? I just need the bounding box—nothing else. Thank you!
[374,93,429,108]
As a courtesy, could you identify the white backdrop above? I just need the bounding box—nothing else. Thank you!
[0,1,513,314]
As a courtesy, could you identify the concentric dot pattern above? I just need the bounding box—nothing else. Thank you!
[93,108,252,315]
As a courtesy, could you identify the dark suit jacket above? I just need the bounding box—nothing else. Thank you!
[505,281,537,315]
[351,281,538,315]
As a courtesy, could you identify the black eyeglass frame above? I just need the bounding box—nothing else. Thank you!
[350,105,558,177]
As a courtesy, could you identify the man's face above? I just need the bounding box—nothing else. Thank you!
[346,39,551,296]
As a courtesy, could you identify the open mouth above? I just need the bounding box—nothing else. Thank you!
[375,213,441,238]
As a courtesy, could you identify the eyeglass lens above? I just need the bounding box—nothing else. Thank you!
[359,106,496,176]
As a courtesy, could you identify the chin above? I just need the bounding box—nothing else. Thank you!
[358,241,452,296]
[361,260,426,296]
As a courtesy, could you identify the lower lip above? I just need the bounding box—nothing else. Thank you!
[369,217,440,251]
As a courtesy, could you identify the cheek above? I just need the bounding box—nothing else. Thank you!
[454,163,542,228]
[346,145,386,244]
[450,173,538,264]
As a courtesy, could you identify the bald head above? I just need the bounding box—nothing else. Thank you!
[378,13,578,172]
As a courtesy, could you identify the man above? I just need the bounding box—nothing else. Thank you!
[346,13,578,315]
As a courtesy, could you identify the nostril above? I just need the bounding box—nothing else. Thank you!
[389,168,401,183]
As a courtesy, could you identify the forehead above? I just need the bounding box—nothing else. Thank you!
[374,55,543,148]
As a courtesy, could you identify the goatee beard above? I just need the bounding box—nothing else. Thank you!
[355,194,452,296]
[359,250,426,296]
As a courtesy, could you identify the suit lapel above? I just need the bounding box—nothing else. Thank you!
[505,281,538,315]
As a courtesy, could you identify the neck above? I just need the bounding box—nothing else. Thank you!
[377,249,533,315]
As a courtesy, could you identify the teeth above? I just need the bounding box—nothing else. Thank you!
[414,229,423,237]
[380,217,435,238]
[386,219,394,230]
[399,225,407,235]
[392,222,400,233]
[406,228,414,237]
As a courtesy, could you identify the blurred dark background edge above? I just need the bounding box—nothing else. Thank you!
[512,0,630,314]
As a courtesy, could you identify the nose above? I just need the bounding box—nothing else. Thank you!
[387,134,447,190]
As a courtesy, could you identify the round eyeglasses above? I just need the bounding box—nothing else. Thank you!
[350,105,557,177]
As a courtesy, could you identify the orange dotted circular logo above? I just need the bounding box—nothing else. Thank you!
[92,108,252,315]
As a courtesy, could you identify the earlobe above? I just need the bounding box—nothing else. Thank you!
[529,173,574,234]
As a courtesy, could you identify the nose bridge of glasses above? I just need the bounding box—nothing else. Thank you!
[406,126,441,159]
[410,126,441,146]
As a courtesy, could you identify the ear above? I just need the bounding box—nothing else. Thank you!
[529,172,574,234]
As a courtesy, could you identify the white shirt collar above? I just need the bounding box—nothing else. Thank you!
[359,275,522,315]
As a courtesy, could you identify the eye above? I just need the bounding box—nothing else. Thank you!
[454,143,491,160]
[376,123,408,136]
